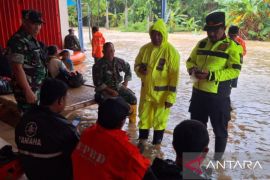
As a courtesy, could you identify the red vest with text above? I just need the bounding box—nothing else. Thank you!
[72,124,150,180]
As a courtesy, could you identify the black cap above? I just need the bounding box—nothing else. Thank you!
[68,28,74,32]
[228,25,239,35]
[204,12,225,31]
[97,97,131,129]
[22,10,44,24]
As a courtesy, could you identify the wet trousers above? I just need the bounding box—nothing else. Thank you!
[189,90,231,139]
[138,100,170,130]
[189,89,231,158]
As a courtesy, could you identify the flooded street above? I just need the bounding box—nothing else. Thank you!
[75,29,270,179]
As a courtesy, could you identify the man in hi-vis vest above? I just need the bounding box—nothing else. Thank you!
[186,12,242,160]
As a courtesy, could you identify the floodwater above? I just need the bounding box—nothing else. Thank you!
[73,29,270,179]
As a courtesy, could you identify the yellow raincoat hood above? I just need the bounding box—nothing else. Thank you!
[149,19,168,46]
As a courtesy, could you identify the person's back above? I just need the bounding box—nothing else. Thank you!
[15,78,79,180]
[92,26,105,62]
[72,97,150,180]
[47,45,68,78]
[64,29,81,51]
[228,25,246,56]
[73,124,149,179]
[150,120,210,180]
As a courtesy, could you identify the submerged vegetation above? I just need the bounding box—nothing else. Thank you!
[68,0,270,40]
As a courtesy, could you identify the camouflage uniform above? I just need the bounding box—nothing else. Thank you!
[7,27,47,112]
[64,34,81,51]
[92,57,137,105]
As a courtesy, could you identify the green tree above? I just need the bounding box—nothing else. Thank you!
[220,0,270,40]
[68,5,78,27]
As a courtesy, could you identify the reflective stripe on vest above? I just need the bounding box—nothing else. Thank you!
[232,64,241,70]
[19,149,62,158]
[197,50,229,59]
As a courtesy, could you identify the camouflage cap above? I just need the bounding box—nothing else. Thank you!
[22,9,44,24]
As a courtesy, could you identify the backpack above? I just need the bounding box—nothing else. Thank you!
[67,72,85,88]
[56,70,85,88]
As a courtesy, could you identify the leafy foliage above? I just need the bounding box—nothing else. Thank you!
[220,0,270,40]
[67,0,270,40]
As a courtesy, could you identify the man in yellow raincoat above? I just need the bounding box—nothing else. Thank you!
[134,19,180,148]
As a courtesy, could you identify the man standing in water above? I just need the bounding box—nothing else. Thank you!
[7,10,47,113]
[91,26,105,63]
[134,19,180,149]
[186,12,242,160]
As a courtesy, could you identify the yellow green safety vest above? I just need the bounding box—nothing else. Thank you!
[186,37,242,96]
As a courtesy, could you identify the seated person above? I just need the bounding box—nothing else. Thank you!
[72,97,151,180]
[92,42,137,123]
[64,28,81,51]
[47,45,69,78]
[150,120,210,179]
[15,78,79,180]
[60,50,75,72]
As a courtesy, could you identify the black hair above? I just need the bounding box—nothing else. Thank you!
[228,25,239,35]
[97,97,130,129]
[92,26,99,33]
[103,42,114,52]
[47,45,57,56]
[60,50,69,54]
[173,120,209,154]
[40,78,68,106]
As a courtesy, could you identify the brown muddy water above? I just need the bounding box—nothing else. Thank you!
[72,29,270,179]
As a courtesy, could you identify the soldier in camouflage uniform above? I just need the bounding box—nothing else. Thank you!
[7,10,47,113]
[92,42,137,123]
[64,28,81,51]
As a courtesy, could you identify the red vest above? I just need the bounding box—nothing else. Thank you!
[72,124,150,180]
[235,36,246,56]
[92,32,105,58]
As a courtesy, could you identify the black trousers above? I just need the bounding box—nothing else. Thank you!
[189,90,231,138]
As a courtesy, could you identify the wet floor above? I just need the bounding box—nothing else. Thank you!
[72,29,270,179]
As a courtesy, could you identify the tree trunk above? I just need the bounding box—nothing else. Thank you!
[105,0,109,29]
[147,15,150,31]
[125,0,128,28]
[114,7,117,26]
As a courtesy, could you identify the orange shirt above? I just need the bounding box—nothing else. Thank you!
[92,31,105,58]
[72,124,150,180]
[235,36,246,56]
